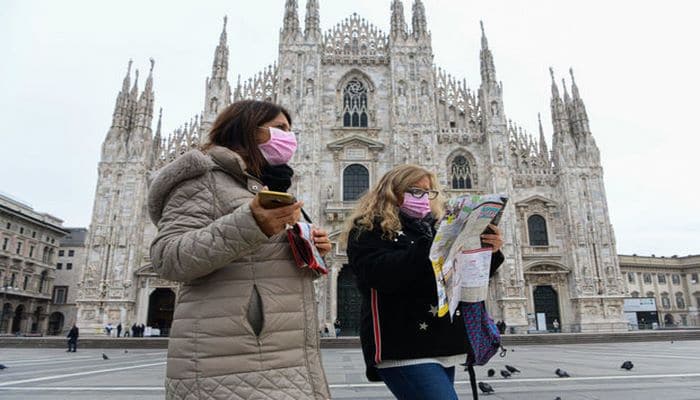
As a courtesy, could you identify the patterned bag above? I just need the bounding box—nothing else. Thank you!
[462,301,502,365]
[461,301,506,399]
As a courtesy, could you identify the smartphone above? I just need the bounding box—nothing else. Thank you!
[258,190,296,209]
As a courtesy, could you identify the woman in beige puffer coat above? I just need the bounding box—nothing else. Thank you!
[148,100,331,400]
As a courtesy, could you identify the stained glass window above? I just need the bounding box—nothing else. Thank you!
[343,79,368,128]
[450,155,472,189]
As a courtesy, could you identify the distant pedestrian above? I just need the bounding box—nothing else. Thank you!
[131,323,137,337]
[123,323,130,337]
[552,319,560,332]
[117,323,122,338]
[502,319,508,334]
[139,323,145,337]
[66,324,79,352]
[334,319,341,337]
[105,322,113,337]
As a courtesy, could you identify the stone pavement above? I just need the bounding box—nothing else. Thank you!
[1,341,699,399]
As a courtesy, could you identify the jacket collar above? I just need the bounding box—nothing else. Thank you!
[206,145,265,194]
[399,211,436,237]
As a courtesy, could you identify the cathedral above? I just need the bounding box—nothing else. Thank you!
[75,0,629,335]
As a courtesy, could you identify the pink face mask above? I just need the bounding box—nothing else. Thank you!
[400,193,432,219]
[258,127,297,165]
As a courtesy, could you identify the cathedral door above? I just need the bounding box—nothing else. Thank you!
[533,285,560,331]
[147,288,175,337]
[337,266,361,336]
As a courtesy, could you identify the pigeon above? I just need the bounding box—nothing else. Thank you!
[478,382,495,394]
[0,364,7,370]
[555,368,570,378]
[505,365,521,374]
[487,368,495,377]
[554,397,562,400]
[621,361,633,370]
[124,350,129,354]
[102,353,109,360]
[500,369,511,378]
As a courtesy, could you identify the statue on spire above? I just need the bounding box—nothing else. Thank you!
[211,16,229,81]
[479,21,497,84]
[282,0,301,39]
[412,0,427,38]
[390,0,407,39]
[304,0,320,39]
[569,67,580,99]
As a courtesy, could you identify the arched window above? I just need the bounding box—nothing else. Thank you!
[661,294,671,309]
[39,271,48,293]
[343,79,368,128]
[645,291,655,298]
[675,292,685,309]
[305,79,314,95]
[630,291,639,298]
[643,274,652,284]
[527,215,549,246]
[343,164,369,201]
[420,80,429,96]
[450,155,472,189]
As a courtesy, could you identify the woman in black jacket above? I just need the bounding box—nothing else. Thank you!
[344,164,503,400]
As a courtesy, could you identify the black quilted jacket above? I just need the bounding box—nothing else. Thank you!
[346,213,504,381]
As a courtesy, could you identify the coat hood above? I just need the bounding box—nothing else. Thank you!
[147,146,262,225]
[147,149,214,225]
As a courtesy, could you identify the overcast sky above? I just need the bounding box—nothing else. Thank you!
[1,0,698,257]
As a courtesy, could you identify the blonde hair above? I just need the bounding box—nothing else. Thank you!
[341,164,445,244]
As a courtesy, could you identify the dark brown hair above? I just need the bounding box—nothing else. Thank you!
[203,100,292,176]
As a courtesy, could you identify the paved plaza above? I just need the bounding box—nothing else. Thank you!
[0,340,699,399]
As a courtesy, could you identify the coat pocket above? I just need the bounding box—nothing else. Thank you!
[246,284,264,337]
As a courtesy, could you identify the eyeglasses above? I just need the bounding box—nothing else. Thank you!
[406,187,440,200]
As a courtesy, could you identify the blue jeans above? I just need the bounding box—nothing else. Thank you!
[377,363,458,400]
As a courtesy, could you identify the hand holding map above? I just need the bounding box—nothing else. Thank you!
[429,194,507,319]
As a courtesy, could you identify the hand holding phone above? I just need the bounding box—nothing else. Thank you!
[257,190,297,209]
[250,192,303,237]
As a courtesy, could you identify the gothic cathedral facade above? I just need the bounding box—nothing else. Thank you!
[76,0,628,335]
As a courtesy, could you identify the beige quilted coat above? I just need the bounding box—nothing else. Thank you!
[148,145,331,400]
